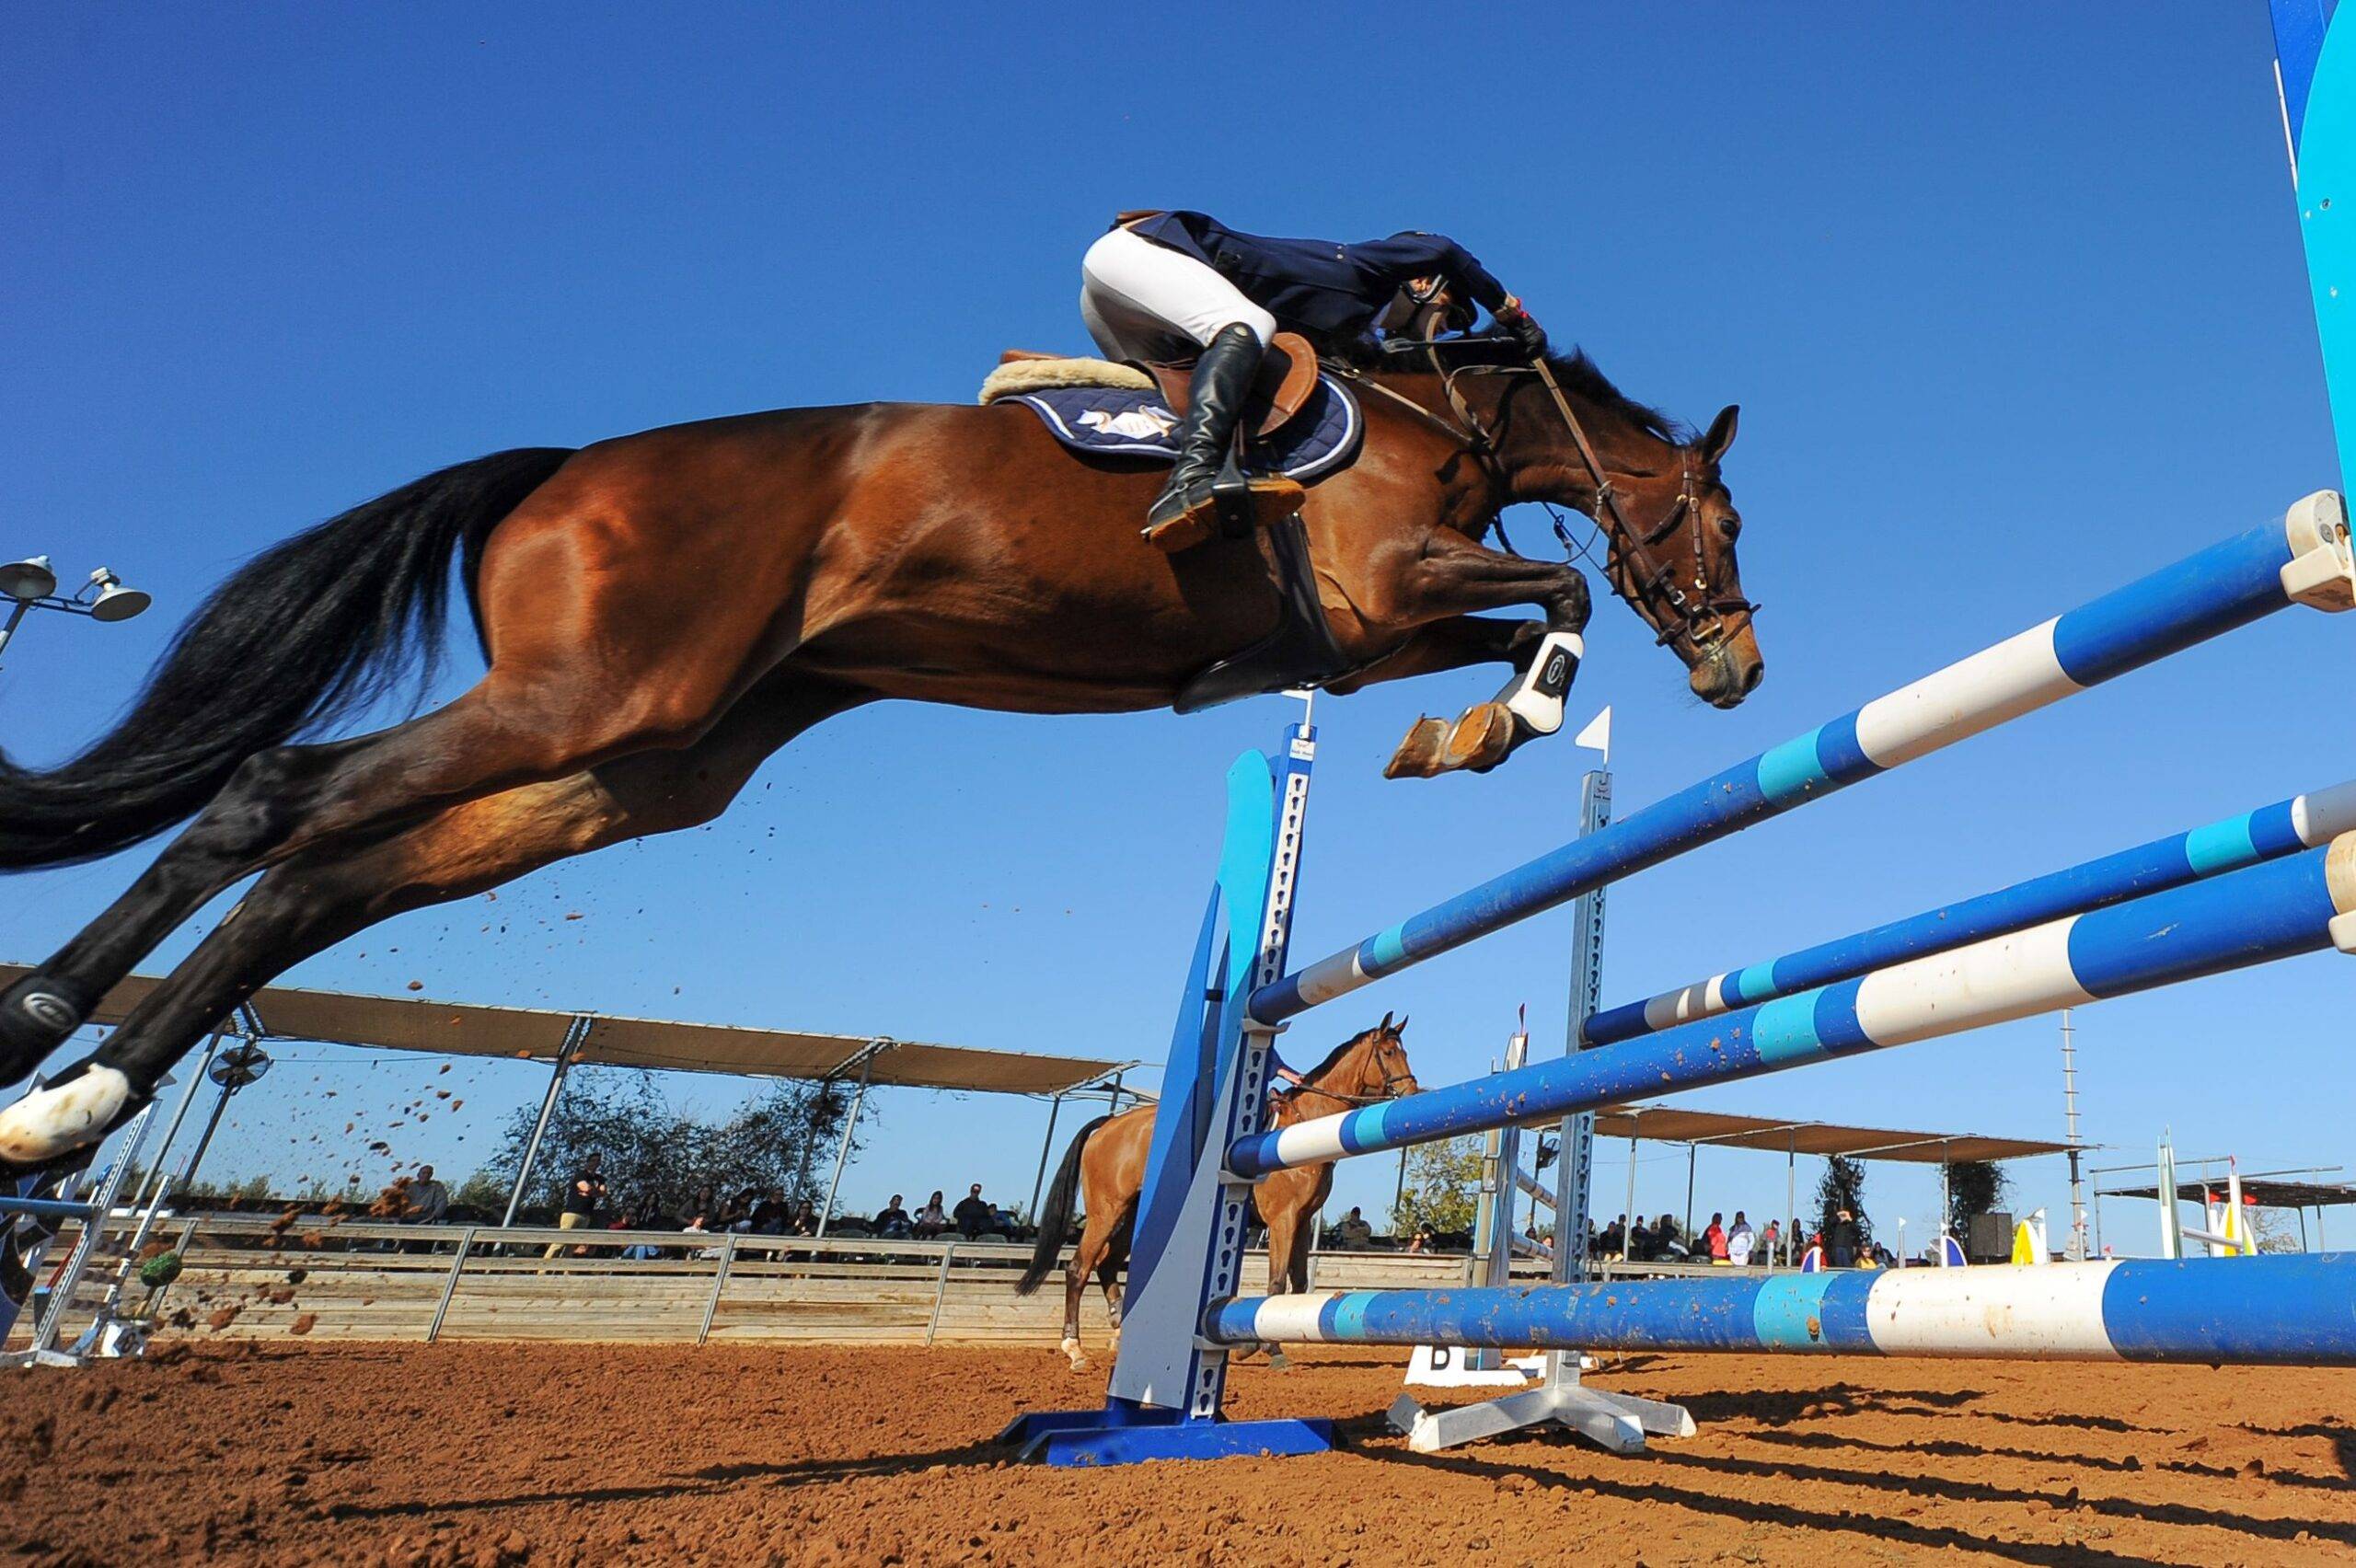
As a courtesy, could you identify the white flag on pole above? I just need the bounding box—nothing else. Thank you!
[1572,706,1611,762]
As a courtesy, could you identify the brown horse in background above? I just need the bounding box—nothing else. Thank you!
[1017,1015,1418,1372]
[0,339,1756,1174]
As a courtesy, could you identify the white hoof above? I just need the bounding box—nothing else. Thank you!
[1060,1336,1089,1373]
[0,1066,131,1165]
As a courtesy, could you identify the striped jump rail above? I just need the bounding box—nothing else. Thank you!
[1583,775,2356,1047]
[1248,495,2355,1028]
[1211,1254,2356,1364]
[1230,829,2356,1178]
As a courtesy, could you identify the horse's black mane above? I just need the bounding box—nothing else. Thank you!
[1300,1021,1390,1084]
[1331,336,1686,444]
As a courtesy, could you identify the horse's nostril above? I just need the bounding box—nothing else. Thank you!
[1741,661,1765,695]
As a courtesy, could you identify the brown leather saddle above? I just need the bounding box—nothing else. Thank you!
[999,329,1324,439]
[997,332,1354,711]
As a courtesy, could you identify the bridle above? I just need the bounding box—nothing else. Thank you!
[1276,1038,1418,1113]
[1332,338,1761,663]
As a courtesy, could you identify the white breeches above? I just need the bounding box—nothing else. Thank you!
[1080,226,1276,362]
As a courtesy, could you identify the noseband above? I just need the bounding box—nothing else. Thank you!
[1337,343,1761,663]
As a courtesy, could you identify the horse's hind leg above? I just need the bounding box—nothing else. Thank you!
[1095,1212,1133,1355]
[0,675,868,1168]
[0,494,790,1089]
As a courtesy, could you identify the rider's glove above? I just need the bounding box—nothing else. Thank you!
[1497,298,1548,359]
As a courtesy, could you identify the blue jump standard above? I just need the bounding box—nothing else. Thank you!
[997,1402,1335,1467]
[1248,513,2341,1027]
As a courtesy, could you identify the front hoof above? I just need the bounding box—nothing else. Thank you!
[1267,1347,1294,1373]
[1443,702,1518,773]
[1383,718,1449,779]
[0,1063,133,1167]
[0,974,94,1086]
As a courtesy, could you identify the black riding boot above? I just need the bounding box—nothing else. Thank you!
[1143,324,1304,553]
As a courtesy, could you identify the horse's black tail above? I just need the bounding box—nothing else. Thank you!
[1016,1114,1114,1297]
[0,447,576,870]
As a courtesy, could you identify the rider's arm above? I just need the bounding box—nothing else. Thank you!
[1267,1048,1304,1088]
[1347,232,1512,315]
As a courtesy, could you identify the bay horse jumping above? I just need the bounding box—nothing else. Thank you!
[0,340,1759,1173]
[1017,1014,1418,1372]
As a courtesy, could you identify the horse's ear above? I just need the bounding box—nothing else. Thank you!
[1379,1010,1394,1034]
[1698,404,1739,465]
[1392,1014,1408,1035]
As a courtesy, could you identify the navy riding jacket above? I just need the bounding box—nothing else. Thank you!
[1124,210,1510,339]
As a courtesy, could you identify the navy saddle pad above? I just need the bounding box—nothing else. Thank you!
[1009,374,1361,482]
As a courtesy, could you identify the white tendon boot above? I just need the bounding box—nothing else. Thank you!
[0,1066,133,1166]
[1492,630,1584,738]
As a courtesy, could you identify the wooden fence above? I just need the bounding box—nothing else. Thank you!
[7,1214,1729,1350]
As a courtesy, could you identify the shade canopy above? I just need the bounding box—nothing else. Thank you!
[2104,1175,2356,1210]
[0,963,1133,1097]
[1586,1103,2073,1165]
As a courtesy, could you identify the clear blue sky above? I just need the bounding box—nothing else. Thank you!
[5,6,2348,1253]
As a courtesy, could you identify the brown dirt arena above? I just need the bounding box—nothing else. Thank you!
[2,1341,2351,1565]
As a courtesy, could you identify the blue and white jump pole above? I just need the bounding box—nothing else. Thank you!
[1213,1255,2356,1365]
[1228,829,2356,1173]
[1248,497,2355,1028]
[1582,776,2356,1048]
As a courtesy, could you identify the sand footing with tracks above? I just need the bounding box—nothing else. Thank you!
[3,1342,2352,1565]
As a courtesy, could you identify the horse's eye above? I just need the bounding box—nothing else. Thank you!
[1718,514,1742,542]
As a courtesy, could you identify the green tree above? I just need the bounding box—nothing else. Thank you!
[1393,1136,1484,1238]
[1815,1153,1872,1252]
[480,1067,850,1222]
[1942,1159,2009,1239]
[450,1168,509,1216]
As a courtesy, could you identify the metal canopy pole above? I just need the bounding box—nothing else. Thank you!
[127,1026,230,1216]
[176,1009,269,1202]
[1785,1137,1796,1267]
[1027,1092,1067,1222]
[501,1018,589,1228]
[814,1041,887,1241]
[1622,1129,1639,1262]
[1682,1144,1697,1250]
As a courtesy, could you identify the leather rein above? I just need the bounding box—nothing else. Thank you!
[1331,342,1759,661]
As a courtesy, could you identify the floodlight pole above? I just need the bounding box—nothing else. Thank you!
[814,1040,888,1241]
[2060,1008,2089,1260]
[502,1018,589,1228]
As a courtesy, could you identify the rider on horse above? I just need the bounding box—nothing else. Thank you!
[1081,210,1549,553]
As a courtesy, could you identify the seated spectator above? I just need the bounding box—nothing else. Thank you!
[1405,1225,1435,1254]
[749,1187,791,1234]
[914,1190,950,1238]
[676,1210,722,1260]
[407,1165,451,1225]
[1335,1207,1376,1249]
[1727,1211,1755,1267]
[790,1199,819,1236]
[873,1193,913,1238]
[953,1183,995,1240]
[1626,1217,1651,1260]
[1758,1219,1782,1266]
